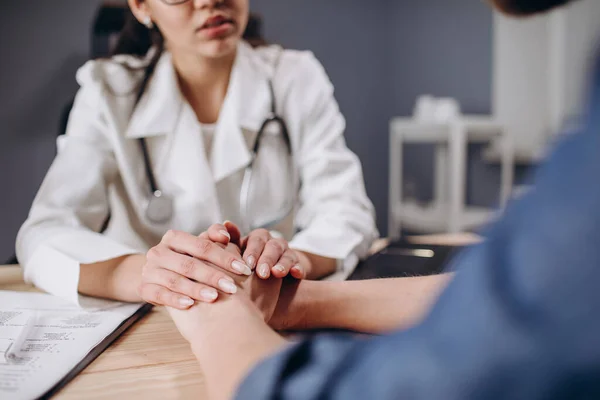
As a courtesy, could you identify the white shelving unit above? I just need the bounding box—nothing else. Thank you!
[388,116,514,238]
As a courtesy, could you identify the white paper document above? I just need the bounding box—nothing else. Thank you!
[0,291,142,400]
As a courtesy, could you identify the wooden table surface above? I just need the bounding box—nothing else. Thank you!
[0,233,479,399]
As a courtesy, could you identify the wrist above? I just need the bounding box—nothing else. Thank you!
[299,280,341,329]
[109,254,146,302]
[79,253,145,302]
[277,280,334,331]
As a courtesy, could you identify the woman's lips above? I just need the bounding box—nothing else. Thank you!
[197,16,235,39]
[200,22,234,39]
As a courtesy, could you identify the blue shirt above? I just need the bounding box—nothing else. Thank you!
[236,60,600,400]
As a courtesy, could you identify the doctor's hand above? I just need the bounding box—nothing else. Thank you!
[138,230,253,310]
[204,222,307,280]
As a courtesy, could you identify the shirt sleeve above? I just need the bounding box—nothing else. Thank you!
[236,90,600,398]
[285,52,379,279]
[15,61,138,305]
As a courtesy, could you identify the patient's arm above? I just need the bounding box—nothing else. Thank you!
[272,274,453,334]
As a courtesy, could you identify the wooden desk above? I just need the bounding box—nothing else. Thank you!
[0,234,479,399]
[1,267,206,399]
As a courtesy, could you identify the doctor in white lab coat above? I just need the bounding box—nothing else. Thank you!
[16,0,378,309]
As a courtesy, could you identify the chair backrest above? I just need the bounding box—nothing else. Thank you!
[92,2,129,59]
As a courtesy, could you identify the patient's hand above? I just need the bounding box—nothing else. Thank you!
[168,288,265,344]
[221,242,283,323]
[218,244,303,331]
[168,271,282,346]
[167,274,286,400]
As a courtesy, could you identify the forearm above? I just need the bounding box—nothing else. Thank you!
[288,274,453,333]
[188,297,287,400]
[79,254,146,302]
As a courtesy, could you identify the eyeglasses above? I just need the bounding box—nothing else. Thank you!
[159,0,225,5]
[159,0,191,5]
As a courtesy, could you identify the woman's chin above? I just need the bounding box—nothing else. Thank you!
[195,38,239,60]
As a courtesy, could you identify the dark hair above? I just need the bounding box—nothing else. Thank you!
[110,9,267,103]
[111,12,164,103]
[490,0,576,16]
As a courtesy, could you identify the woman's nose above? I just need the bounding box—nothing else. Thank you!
[192,0,225,9]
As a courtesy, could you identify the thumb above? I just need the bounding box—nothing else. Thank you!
[224,220,242,246]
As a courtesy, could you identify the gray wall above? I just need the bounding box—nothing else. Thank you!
[0,1,105,262]
[0,0,496,262]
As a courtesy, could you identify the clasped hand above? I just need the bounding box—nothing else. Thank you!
[137,222,305,309]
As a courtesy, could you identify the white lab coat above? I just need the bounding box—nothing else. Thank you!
[16,42,378,305]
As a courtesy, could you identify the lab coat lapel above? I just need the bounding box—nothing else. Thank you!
[145,95,223,227]
[211,42,272,183]
[167,103,215,200]
[125,52,182,139]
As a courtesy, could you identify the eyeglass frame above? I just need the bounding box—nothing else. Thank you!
[159,0,225,5]
[159,0,192,5]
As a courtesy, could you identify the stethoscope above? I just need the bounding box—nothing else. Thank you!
[140,80,293,233]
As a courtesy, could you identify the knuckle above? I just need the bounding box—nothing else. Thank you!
[225,255,238,269]
[210,223,224,231]
[207,269,222,286]
[153,288,163,304]
[195,238,213,257]
[284,249,298,261]
[280,253,296,264]
[249,236,266,249]
[256,228,270,238]
[162,229,178,243]
[267,240,285,254]
[198,232,209,240]
[146,246,162,262]
[179,258,196,276]
[261,254,278,265]
[166,275,180,291]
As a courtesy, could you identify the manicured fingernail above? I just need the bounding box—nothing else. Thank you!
[179,297,194,307]
[292,265,303,275]
[219,230,230,240]
[218,278,238,294]
[247,256,256,268]
[273,265,285,274]
[258,263,270,278]
[232,260,252,276]
[200,288,218,301]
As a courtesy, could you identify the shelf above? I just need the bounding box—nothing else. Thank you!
[482,141,544,165]
[392,201,498,233]
[390,115,503,143]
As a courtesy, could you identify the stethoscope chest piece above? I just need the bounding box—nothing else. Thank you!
[145,190,174,224]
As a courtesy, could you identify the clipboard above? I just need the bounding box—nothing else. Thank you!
[349,239,466,280]
[38,303,153,400]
